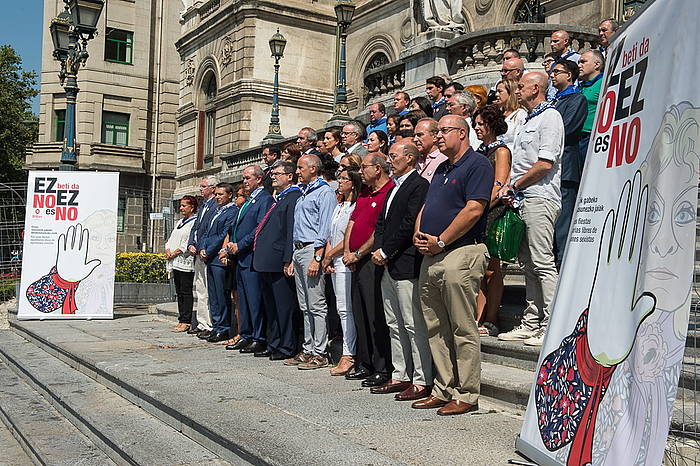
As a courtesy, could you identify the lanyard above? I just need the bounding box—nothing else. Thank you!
[207,202,233,234]
[275,185,301,202]
[525,101,555,123]
[476,140,506,155]
[300,177,328,197]
[176,215,197,229]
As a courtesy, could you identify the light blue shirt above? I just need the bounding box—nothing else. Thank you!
[365,116,388,139]
[292,177,337,247]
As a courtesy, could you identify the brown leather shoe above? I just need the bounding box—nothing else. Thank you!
[330,355,355,376]
[395,384,430,401]
[411,395,448,409]
[370,380,411,394]
[437,400,479,416]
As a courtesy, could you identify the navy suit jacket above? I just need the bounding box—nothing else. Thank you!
[555,92,588,183]
[188,197,217,249]
[199,203,238,268]
[374,171,429,280]
[253,189,302,273]
[227,189,274,269]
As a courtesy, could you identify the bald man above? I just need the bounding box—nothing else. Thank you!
[412,115,494,415]
[488,57,526,104]
[497,72,564,347]
[547,30,581,99]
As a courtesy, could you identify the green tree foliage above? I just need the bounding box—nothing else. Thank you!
[0,45,38,182]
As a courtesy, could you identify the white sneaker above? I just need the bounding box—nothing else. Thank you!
[523,328,546,347]
[498,325,537,341]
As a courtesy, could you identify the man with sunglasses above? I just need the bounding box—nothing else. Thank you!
[252,161,302,360]
[550,60,587,269]
[412,115,494,416]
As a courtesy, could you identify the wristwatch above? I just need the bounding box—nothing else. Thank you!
[314,255,323,262]
[353,250,362,259]
[436,237,446,249]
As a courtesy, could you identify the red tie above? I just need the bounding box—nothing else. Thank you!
[253,202,277,251]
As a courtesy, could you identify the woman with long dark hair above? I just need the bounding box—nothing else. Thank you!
[323,167,363,376]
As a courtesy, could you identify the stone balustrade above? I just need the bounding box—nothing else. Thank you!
[362,23,598,103]
[446,23,598,75]
[363,61,406,107]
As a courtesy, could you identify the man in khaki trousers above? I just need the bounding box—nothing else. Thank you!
[412,115,494,416]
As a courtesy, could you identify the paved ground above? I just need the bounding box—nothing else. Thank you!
[0,419,32,466]
[12,313,530,465]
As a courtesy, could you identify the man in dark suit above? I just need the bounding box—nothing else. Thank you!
[224,166,274,354]
[252,160,302,360]
[187,176,218,337]
[370,141,433,401]
[261,146,281,195]
[198,182,238,342]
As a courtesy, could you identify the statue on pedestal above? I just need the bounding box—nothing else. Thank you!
[413,0,465,34]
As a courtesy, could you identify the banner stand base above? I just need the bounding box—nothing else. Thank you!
[515,435,562,466]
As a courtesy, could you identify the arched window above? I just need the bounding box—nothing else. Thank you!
[514,0,544,23]
[203,72,217,101]
[364,52,390,73]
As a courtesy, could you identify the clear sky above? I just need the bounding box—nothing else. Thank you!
[1,0,45,114]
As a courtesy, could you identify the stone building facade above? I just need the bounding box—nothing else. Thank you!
[28,0,182,252]
[174,0,640,194]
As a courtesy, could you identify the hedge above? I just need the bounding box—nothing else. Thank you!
[115,253,168,283]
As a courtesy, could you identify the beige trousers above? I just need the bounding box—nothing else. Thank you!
[419,243,488,404]
[193,256,212,331]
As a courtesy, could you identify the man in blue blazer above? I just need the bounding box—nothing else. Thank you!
[252,160,302,359]
[224,166,274,354]
[198,183,238,343]
[187,176,218,337]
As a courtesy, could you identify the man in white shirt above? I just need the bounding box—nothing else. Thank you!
[498,72,564,347]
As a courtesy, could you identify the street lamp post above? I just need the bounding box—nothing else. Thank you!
[49,0,104,171]
[265,29,287,141]
[328,0,356,125]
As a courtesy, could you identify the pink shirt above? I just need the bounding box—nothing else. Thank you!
[418,148,448,182]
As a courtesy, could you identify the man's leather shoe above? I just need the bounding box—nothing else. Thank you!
[345,368,371,380]
[240,341,266,354]
[269,352,288,361]
[197,330,211,339]
[254,349,272,358]
[370,380,411,394]
[187,326,201,335]
[411,395,448,409]
[207,332,228,343]
[437,400,479,416]
[226,339,249,350]
[395,384,430,401]
[361,373,390,387]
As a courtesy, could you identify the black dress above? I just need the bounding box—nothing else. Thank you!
[477,141,509,231]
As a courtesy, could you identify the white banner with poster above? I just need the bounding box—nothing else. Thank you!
[18,171,119,320]
[517,1,699,465]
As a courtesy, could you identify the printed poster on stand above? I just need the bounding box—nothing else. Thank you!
[517,0,699,464]
[18,171,119,320]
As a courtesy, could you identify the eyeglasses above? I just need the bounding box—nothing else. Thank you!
[500,68,518,73]
[437,126,461,134]
[551,69,570,76]
[542,60,554,67]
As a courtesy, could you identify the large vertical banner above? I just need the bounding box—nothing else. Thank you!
[18,171,119,320]
[517,1,699,465]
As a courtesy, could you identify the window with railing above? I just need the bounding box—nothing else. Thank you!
[102,111,130,146]
[105,28,133,64]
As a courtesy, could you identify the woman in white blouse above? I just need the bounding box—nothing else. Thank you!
[165,195,198,332]
[494,78,527,152]
[322,167,363,376]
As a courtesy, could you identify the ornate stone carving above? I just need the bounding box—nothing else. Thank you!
[365,52,390,72]
[475,0,494,15]
[220,36,234,68]
[184,58,196,86]
[400,17,413,45]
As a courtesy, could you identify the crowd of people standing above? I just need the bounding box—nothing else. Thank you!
[164,20,616,416]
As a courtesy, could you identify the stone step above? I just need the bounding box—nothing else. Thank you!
[0,414,32,466]
[0,359,114,466]
[0,330,232,466]
[8,316,526,465]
